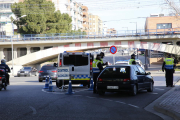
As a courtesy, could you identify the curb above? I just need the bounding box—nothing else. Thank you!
[153,81,180,120]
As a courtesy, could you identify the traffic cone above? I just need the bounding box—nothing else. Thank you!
[88,77,94,91]
[48,76,54,92]
[66,77,74,95]
[43,76,49,89]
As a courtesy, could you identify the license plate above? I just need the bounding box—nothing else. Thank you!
[107,86,119,89]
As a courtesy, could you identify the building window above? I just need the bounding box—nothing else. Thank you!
[157,23,172,29]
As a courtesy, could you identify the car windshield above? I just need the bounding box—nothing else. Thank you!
[22,67,31,70]
[41,66,56,70]
[100,66,130,78]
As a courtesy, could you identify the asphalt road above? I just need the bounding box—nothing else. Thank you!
[0,53,178,120]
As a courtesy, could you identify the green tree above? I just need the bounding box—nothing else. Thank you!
[11,0,72,34]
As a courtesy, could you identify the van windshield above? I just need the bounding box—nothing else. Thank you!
[63,55,88,66]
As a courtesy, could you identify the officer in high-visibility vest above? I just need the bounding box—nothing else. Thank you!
[100,52,108,66]
[129,54,136,65]
[92,54,103,93]
[162,54,175,87]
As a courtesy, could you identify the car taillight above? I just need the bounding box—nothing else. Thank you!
[123,78,130,82]
[98,78,103,81]
[59,59,62,67]
[0,77,2,79]
[38,71,43,73]
[52,70,57,73]
[90,59,92,70]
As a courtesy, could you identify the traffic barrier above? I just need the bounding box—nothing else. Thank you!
[66,75,74,95]
[88,77,94,91]
[48,76,54,92]
[43,76,49,89]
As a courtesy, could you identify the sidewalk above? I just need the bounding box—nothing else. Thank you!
[147,64,180,120]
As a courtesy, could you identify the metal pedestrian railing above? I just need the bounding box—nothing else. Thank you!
[0,28,180,42]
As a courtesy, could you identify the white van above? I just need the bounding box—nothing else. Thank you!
[56,51,94,88]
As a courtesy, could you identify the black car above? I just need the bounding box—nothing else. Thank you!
[38,64,57,82]
[97,65,154,96]
[17,67,37,77]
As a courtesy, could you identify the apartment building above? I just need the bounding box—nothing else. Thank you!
[82,6,89,33]
[145,14,180,33]
[0,0,20,36]
[89,14,103,35]
[107,28,117,34]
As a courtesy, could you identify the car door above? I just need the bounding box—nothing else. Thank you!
[135,65,146,89]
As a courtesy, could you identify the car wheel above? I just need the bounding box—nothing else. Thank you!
[98,90,105,95]
[147,82,153,92]
[39,79,42,82]
[130,84,137,96]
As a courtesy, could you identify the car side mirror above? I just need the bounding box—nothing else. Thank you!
[53,63,58,67]
[146,72,151,75]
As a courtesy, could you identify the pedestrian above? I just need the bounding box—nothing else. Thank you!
[92,54,103,93]
[129,54,136,65]
[162,54,175,87]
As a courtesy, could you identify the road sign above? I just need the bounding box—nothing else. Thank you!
[57,67,69,79]
[110,46,117,54]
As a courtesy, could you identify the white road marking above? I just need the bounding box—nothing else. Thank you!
[128,104,139,108]
[149,93,158,94]
[155,88,164,90]
[86,96,96,99]
[115,101,126,104]
[100,98,113,101]
[29,106,37,114]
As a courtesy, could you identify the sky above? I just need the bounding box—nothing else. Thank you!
[75,0,180,31]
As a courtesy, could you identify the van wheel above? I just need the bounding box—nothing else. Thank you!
[130,84,137,96]
[147,82,153,92]
[56,80,62,88]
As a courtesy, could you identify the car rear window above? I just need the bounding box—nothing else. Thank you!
[41,66,56,70]
[63,55,88,66]
[23,67,31,70]
[100,66,130,78]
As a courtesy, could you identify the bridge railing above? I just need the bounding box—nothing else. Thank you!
[0,28,180,42]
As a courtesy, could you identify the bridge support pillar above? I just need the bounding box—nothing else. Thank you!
[0,48,4,60]
[26,46,31,55]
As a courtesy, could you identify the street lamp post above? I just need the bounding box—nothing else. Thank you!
[130,22,137,35]
[11,15,26,76]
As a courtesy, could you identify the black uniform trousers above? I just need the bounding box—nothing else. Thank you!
[93,72,100,93]
[165,69,174,86]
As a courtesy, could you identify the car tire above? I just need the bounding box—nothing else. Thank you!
[130,84,137,96]
[98,90,105,95]
[39,79,42,82]
[147,82,153,92]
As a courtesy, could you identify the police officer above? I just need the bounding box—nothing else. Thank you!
[100,52,108,66]
[162,54,174,87]
[0,59,11,85]
[129,54,136,65]
[92,54,103,93]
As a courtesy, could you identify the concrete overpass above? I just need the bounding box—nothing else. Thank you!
[0,34,180,74]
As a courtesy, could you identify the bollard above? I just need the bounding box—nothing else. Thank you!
[43,76,49,89]
[88,77,94,91]
[66,75,74,95]
[48,76,54,92]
